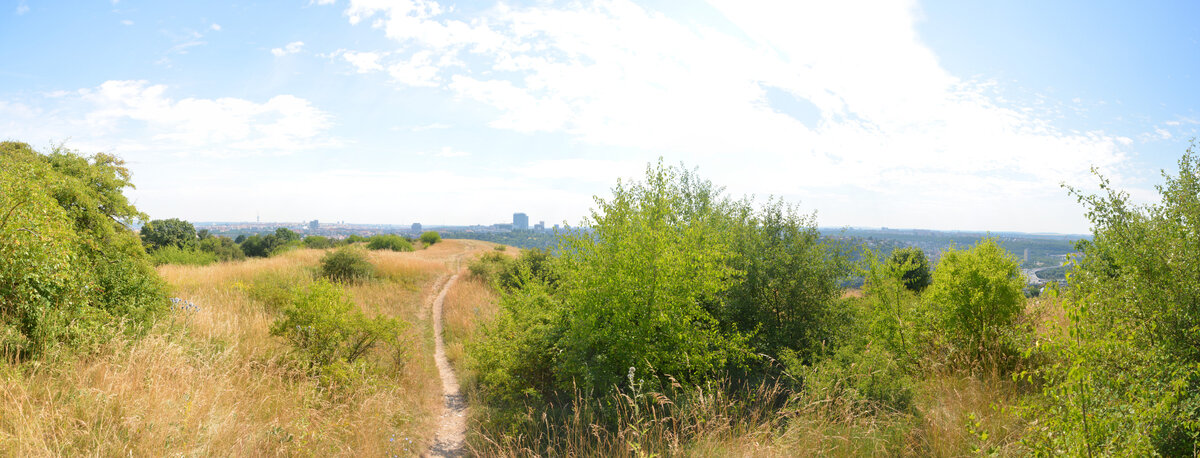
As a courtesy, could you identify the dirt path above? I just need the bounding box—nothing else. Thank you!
[428,270,465,457]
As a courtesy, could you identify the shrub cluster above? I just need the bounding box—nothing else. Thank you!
[0,141,167,359]
[318,246,374,284]
[419,231,441,247]
[269,279,405,385]
[366,234,413,252]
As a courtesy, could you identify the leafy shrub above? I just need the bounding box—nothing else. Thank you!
[0,141,167,358]
[140,218,197,250]
[319,247,374,284]
[786,342,914,413]
[888,246,932,293]
[366,234,413,252]
[1026,145,1200,455]
[239,228,302,258]
[238,270,312,312]
[420,231,441,246]
[303,235,335,249]
[196,235,245,261]
[344,234,368,244]
[269,280,405,383]
[149,246,218,266]
[719,198,851,365]
[925,238,1025,361]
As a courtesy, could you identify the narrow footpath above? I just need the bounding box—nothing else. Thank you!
[428,272,465,457]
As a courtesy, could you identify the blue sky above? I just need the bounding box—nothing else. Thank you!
[2,1,1197,234]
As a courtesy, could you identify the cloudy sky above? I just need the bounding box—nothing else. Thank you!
[2,1,1197,233]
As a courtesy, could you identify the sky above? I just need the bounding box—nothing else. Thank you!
[2,1,1198,234]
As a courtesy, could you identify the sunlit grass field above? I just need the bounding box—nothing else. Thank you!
[0,240,494,456]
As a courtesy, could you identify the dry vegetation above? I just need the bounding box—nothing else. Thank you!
[0,240,493,456]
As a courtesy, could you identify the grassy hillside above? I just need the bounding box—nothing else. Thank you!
[0,241,492,456]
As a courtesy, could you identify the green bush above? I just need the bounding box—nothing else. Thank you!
[269,279,405,383]
[319,247,374,284]
[344,234,368,244]
[1026,144,1200,455]
[0,141,168,359]
[303,235,335,249]
[420,231,441,246]
[196,235,245,262]
[887,246,932,293]
[140,218,197,250]
[925,238,1025,361]
[366,234,413,252]
[786,342,914,413]
[238,270,311,312]
[150,246,218,266]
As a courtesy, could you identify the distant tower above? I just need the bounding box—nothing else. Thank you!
[309,220,319,230]
[1023,248,1029,263]
[412,222,422,232]
[513,213,529,230]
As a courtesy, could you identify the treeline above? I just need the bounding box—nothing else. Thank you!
[137,218,445,266]
[460,151,1200,455]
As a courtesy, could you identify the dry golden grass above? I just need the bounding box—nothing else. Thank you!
[442,275,499,369]
[0,241,492,456]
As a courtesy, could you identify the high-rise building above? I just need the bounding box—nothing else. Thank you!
[513,212,529,230]
[309,220,319,230]
[412,222,422,232]
[534,221,545,231]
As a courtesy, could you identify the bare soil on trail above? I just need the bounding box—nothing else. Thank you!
[424,240,485,457]
[428,272,466,457]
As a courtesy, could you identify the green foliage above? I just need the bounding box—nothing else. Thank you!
[1027,144,1200,455]
[140,218,197,250]
[149,246,218,266]
[862,251,925,363]
[0,141,167,358]
[343,234,368,244]
[269,279,404,383]
[366,234,413,252]
[196,235,245,262]
[785,341,914,413]
[419,231,441,246]
[926,238,1025,361]
[318,246,374,284]
[719,198,851,365]
[887,246,932,293]
[469,248,557,292]
[471,161,753,406]
[302,235,335,249]
[239,228,301,258]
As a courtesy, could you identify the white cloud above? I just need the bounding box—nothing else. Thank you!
[341,50,383,73]
[328,0,1141,232]
[386,51,441,87]
[121,19,133,26]
[271,41,305,57]
[15,2,28,15]
[2,80,336,159]
[210,23,221,31]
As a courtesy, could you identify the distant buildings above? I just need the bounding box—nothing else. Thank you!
[412,222,422,232]
[308,220,319,230]
[513,212,529,230]
[534,221,545,231]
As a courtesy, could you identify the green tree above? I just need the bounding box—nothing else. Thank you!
[420,231,441,246]
[887,246,932,293]
[719,198,851,364]
[140,218,198,250]
[303,235,335,249]
[0,141,167,358]
[1028,144,1200,455]
[924,238,1024,359]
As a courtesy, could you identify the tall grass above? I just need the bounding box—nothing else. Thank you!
[0,242,492,455]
